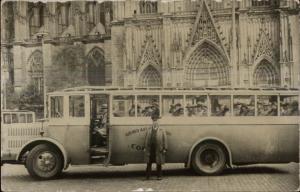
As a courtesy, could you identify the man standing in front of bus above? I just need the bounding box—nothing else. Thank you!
[144,101,168,180]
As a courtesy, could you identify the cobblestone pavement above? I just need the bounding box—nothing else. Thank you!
[1,163,299,192]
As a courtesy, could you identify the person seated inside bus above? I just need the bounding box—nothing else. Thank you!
[128,104,141,117]
[238,104,250,116]
[186,104,196,117]
[289,101,299,116]
[281,101,299,116]
[216,104,230,116]
[142,106,153,117]
[92,104,108,146]
[258,102,277,116]
[170,103,184,117]
[267,102,278,116]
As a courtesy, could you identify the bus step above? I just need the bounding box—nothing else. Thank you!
[90,147,109,156]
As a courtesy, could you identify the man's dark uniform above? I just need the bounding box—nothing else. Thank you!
[144,105,167,180]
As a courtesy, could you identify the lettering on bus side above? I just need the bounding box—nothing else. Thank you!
[125,127,149,137]
[130,144,145,151]
[125,127,172,137]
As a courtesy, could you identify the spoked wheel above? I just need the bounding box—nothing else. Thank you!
[191,143,226,175]
[26,144,63,180]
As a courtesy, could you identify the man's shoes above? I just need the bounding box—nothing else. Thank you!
[156,176,162,180]
[143,177,150,181]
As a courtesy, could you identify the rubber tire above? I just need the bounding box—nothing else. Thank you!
[26,144,63,180]
[191,143,226,175]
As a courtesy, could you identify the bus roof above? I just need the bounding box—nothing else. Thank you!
[47,86,299,95]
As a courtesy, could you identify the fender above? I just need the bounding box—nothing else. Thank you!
[16,137,69,169]
[187,137,233,168]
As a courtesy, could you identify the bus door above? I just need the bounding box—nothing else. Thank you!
[90,94,109,148]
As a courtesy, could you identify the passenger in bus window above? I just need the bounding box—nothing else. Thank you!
[128,104,135,117]
[216,104,230,116]
[281,103,289,116]
[289,101,299,116]
[267,102,277,116]
[186,104,196,116]
[172,103,184,116]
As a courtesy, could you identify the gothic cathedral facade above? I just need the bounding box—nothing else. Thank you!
[1,0,300,108]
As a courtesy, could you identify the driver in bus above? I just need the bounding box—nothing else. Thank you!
[93,104,108,146]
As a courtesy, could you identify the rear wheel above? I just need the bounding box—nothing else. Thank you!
[191,143,226,175]
[26,144,63,180]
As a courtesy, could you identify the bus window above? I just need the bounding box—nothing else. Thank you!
[233,96,255,116]
[27,114,33,123]
[19,114,26,123]
[137,95,160,117]
[210,95,231,116]
[162,95,184,117]
[12,114,18,123]
[185,95,207,117]
[3,114,12,124]
[280,95,299,116]
[257,95,278,116]
[113,95,135,117]
[51,96,64,118]
[69,96,85,117]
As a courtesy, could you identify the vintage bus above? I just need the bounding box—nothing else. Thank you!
[10,86,299,179]
[1,110,44,165]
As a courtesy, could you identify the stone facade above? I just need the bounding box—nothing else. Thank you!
[1,0,300,108]
[111,0,299,88]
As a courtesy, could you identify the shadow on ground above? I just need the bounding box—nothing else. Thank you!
[60,165,291,180]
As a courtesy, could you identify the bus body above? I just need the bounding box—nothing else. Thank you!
[12,87,299,179]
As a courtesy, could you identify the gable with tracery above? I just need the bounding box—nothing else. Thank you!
[252,28,276,62]
[137,34,161,71]
[189,0,228,57]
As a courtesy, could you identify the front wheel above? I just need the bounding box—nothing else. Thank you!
[191,143,226,175]
[26,144,63,180]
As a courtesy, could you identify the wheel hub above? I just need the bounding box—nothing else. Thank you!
[36,152,56,172]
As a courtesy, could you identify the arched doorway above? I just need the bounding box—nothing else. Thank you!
[185,42,230,87]
[139,65,161,87]
[87,48,105,86]
[253,59,278,87]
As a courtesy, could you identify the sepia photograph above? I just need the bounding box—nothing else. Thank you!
[1,0,299,191]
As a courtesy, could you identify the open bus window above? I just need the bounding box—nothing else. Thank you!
[113,95,135,117]
[280,95,299,116]
[12,114,18,123]
[137,95,159,117]
[186,95,207,117]
[51,96,64,118]
[257,95,278,116]
[27,114,33,123]
[233,96,255,116]
[3,114,12,124]
[69,96,85,117]
[19,114,26,123]
[210,96,231,116]
[162,95,184,117]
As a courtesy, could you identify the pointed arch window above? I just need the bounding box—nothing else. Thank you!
[139,0,158,14]
[57,2,71,34]
[86,48,105,86]
[28,3,45,37]
[28,51,43,95]
[139,65,161,87]
[253,60,279,87]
